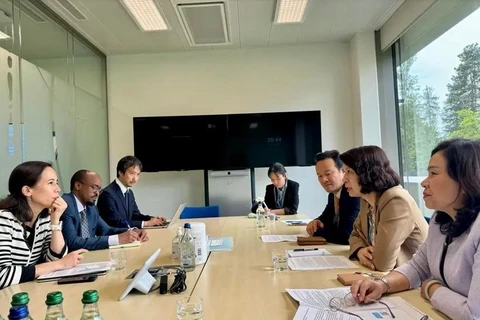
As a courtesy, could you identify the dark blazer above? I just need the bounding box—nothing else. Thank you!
[61,192,127,251]
[97,180,151,229]
[264,179,299,215]
[314,185,361,245]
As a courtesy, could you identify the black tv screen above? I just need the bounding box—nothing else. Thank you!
[133,111,321,171]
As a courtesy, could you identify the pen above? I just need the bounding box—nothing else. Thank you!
[124,220,138,230]
[293,248,319,252]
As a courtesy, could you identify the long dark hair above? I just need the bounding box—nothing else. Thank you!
[432,139,480,237]
[0,161,52,223]
[340,146,400,195]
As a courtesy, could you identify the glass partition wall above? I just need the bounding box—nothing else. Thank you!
[0,0,108,196]
[394,0,480,218]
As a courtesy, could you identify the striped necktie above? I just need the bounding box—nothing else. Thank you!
[80,209,90,239]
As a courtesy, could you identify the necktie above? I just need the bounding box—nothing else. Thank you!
[125,189,129,213]
[80,209,90,239]
[333,196,340,226]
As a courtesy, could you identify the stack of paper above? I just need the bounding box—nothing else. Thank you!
[287,248,331,257]
[208,236,234,251]
[288,255,358,270]
[287,287,428,320]
[260,235,303,243]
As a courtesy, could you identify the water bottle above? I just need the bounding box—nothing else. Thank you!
[256,203,266,228]
[172,227,183,261]
[79,290,102,320]
[44,292,67,320]
[10,293,33,320]
[8,306,31,320]
[180,223,196,271]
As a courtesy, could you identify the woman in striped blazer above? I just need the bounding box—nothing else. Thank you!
[0,161,87,289]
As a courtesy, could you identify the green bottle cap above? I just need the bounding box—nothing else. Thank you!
[81,290,99,304]
[45,291,64,306]
[11,292,29,306]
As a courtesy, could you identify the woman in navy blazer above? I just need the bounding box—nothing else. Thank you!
[263,163,299,215]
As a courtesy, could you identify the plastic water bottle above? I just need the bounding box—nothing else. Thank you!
[10,293,33,320]
[44,291,67,320]
[8,306,31,320]
[172,227,183,261]
[256,204,266,228]
[180,223,196,271]
[79,290,102,320]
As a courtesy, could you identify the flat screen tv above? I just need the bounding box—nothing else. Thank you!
[133,111,321,171]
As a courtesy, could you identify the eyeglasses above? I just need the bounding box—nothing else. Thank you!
[79,182,102,193]
[328,292,395,320]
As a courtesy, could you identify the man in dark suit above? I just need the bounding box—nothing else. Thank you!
[62,170,148,251]
[306,150,360,244]
[264,162,299,215]
[97,156,166,229]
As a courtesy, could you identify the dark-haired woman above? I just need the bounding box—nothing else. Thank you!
[263,162,299,215]
[351,139,480,320]
[0,161,87,289]
[340,146,428,272]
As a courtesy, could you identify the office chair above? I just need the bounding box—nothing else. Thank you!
[180,205,220,219]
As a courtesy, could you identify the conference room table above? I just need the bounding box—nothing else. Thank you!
[0,215,449,319]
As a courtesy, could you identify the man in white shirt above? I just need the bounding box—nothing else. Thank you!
[62,170,148,251]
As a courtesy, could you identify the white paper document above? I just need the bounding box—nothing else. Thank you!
[208,239,224,246]
[288,255,357,270]
[261,235,303,243]
[38,261,112,280]
[287,248,331,257]
[287,287,427,320]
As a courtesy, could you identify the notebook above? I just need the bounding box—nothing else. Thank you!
[110,241,140,249]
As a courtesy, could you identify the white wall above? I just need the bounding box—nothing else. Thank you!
[107,44,355,219]
[349,32,382,146]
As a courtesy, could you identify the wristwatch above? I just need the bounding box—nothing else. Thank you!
[377,276,391,293]
[50,221,63,231]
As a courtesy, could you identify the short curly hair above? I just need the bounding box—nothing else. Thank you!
[340,146,400,195]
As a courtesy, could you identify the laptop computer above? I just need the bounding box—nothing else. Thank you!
[143,202,187,229]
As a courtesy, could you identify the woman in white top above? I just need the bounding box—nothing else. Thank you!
[0,161,86,289]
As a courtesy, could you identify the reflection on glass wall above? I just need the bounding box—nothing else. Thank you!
[0,0,108,196]
[395,2,480,217]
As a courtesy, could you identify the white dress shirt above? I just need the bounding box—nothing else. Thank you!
[74,194,119,246]
[115,178,144,228]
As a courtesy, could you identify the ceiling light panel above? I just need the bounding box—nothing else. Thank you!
[274,0,309,24]
[120,0,170,31]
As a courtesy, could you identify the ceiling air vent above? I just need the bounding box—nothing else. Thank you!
[54,0,87,20]
[176,2,230,46]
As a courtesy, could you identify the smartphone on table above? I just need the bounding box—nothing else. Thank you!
[57,275,97,285]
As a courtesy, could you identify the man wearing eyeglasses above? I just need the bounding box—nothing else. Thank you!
[61,170,149,251]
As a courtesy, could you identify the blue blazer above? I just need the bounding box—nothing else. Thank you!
[314,185,361,245]
[61,193,127,251]
[97,181,151,229]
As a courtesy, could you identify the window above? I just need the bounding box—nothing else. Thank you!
[395,5,480,217]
